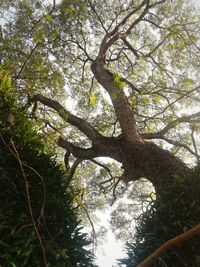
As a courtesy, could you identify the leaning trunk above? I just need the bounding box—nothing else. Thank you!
[119,140,191,193]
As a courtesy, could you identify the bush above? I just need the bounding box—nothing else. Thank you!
[120,170,200,267]
[0,106,96,266]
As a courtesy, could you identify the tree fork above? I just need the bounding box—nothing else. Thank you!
[33,94,191,194]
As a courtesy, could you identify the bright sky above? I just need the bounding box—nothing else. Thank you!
[96,231,126,267]
[94,210,126,267]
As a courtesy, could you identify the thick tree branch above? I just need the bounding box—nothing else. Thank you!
[33,94,101,141]
[141,111,200,139]
[58,137,96,158]
[137,222,200,267]
[160,112,200,135]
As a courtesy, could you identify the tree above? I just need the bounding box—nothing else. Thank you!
[0,82,97,266]
[1,0,200,264]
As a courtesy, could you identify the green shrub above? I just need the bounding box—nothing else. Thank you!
[0,106,96,266]
[120,170,200,267]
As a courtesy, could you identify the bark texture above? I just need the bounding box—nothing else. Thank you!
[33,0,192,194]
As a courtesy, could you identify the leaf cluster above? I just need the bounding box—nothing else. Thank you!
[0,92,96,266]
[120,169,200,267]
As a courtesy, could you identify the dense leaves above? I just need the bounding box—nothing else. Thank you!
[120,169,200,267]
[1,1,200,266]
[0,89,96,266]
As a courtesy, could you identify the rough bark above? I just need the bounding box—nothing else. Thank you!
[91,59,141,141]
[33,93,190,194]
[32,0,192,194]
[90,57,190,193]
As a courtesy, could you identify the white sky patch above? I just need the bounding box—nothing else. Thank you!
[64,94,76,111]
[94,210,126,267]
[96,232,126,267]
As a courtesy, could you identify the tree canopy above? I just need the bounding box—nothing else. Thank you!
[1,0,200,265]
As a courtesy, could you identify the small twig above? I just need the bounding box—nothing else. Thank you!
[66,158,83,186]
[11,44,39,84]
[10,141,47,266]
[111,176,122,206]
[82,203,97,251]
[87,0,108,33]
[29,0,56,34]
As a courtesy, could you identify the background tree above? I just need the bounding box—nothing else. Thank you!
[1,0,200,264]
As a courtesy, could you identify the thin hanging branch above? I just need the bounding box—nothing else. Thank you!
[0,134,47,266]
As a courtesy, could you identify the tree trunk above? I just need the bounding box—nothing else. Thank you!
[119,140,190,192]
[90,59,191,194]
[92,136,191,193]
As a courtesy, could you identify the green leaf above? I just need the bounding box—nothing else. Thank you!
[166,43,175,51]
[9,262,17,267]
[182,78,194,88]
[45,14,53,23]
[64,6,75,16]
[89,94,97,105]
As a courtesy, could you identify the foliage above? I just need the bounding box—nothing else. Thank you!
[1,0,200,264]
[0,87,96,266]
[120,169,200,267]
[1,0,200,194]
[110,179,154,242]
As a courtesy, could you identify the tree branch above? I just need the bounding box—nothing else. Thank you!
[191,126,200,163]
[33,94,101,141]
[0,134,47,266]
[58,137,100,159]
[12,44,39,84]
[66,158,83,186]
[160,112,200,135]
[92,1,166,141]
[142,111,200,138]
[87,0,108,34]
[120,76,140,94]
[137,222,200,267]
[125,0,150,35]
[98,0,149,59]
[108,0,148,37]
[121,37,140,58]
[91,61,141,140]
